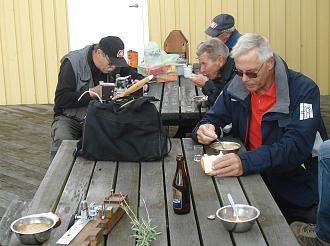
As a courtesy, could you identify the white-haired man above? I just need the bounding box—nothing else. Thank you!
[193,33,328,226]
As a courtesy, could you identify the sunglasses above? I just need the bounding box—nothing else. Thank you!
[234,63,264,78]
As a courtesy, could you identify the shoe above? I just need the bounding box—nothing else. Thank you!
[290,221,329,246]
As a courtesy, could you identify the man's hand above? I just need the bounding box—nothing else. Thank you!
[197,124,218,144]
[210,153,243,177]
[89,85,101,99]
[190,74,208,87]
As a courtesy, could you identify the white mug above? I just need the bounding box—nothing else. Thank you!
[184,65,192,78]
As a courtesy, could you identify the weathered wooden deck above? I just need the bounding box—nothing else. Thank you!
[0,105,53,217]
[0,96,329,218]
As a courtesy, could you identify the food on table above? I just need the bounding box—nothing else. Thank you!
[16,223,50,233]
[225,215,250,222]
[200,152,223,175]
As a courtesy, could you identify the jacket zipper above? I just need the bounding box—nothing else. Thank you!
[244,99,251,147]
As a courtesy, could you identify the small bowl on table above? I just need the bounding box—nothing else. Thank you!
[216,204,260,233]
[10,212,60,245]
[210,141,241,155]
[192,95,209,109]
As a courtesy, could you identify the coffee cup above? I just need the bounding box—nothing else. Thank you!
[184,65,192,78]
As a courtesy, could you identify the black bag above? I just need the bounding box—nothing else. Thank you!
[75,96,169,161]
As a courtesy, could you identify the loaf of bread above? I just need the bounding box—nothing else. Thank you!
[113,75,153,99]
[200,152,223,175]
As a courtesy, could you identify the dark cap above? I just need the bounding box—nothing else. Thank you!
[205,14,235,37]
[99,36,128,67]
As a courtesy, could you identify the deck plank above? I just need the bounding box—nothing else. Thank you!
[0,104,53,219]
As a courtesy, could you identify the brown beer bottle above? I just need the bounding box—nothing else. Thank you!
[172,154,191,214]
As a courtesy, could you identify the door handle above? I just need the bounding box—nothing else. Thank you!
[129,3,139,8]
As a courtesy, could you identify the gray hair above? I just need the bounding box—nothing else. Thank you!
[223,26,236,33]
[230,33,273,63]
[196,38,229,61]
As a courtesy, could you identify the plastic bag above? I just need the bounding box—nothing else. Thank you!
[144,42,162,67]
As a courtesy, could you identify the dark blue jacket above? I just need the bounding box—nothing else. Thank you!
[226,30,241,50]
[193,54,328,208]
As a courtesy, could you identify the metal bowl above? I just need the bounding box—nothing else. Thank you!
[10,212,60,245]
[216,204,260,233]
[192,95,209,108]
[210,141,241,154]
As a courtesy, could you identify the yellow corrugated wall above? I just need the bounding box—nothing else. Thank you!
[0,0,68,105]
[0,0,329,105]
[148,0,330,95]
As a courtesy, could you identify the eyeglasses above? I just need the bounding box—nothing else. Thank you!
[234,63,264,78]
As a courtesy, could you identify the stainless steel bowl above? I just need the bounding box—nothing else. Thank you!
[210,141,241,154]
[216,204,260,233]
[192,95,209,108]
[10,212,60,245]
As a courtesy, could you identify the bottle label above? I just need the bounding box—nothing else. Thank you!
[173,188,182,209]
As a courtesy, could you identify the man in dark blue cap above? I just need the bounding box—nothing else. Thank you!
[50,36,144,161]
[205,13,241,50]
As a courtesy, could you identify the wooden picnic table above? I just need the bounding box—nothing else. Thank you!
[148,76,206,125]
[3,138,298,246]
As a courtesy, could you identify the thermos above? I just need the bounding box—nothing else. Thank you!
[127,50,138,68]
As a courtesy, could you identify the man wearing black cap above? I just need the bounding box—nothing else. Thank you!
[50,36,144,161]
[205,13,241,50]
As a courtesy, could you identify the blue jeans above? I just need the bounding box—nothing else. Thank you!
[316,139,330,243]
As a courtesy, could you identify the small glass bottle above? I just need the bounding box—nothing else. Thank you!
[172,154,191,214]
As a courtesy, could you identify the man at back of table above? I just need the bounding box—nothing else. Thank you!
[205,13,241,51]
[193,33,328,224]
[189,38,236,106]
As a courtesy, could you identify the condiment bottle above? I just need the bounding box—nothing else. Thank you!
[172,154,191,214]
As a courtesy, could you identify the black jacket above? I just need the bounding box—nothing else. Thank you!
[54,45,143,116]
[201,57,235,106]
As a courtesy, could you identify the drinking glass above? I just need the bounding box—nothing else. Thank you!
[184,65,193,78]
[193,145,203,162]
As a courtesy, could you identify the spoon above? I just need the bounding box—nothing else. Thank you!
[227,193,240,221]
[216,139,226,150]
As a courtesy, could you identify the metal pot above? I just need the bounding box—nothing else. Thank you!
[216,204,260,233]
[192,95,209,109]
[10,212,61,245]
[210,141,241,154]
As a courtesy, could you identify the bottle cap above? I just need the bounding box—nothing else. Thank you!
[176,154,184,161]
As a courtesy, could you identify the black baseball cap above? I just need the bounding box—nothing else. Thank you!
[99,36,128,67]
[205,14,235,37]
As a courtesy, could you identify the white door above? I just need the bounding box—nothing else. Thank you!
[67,0,149,62]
